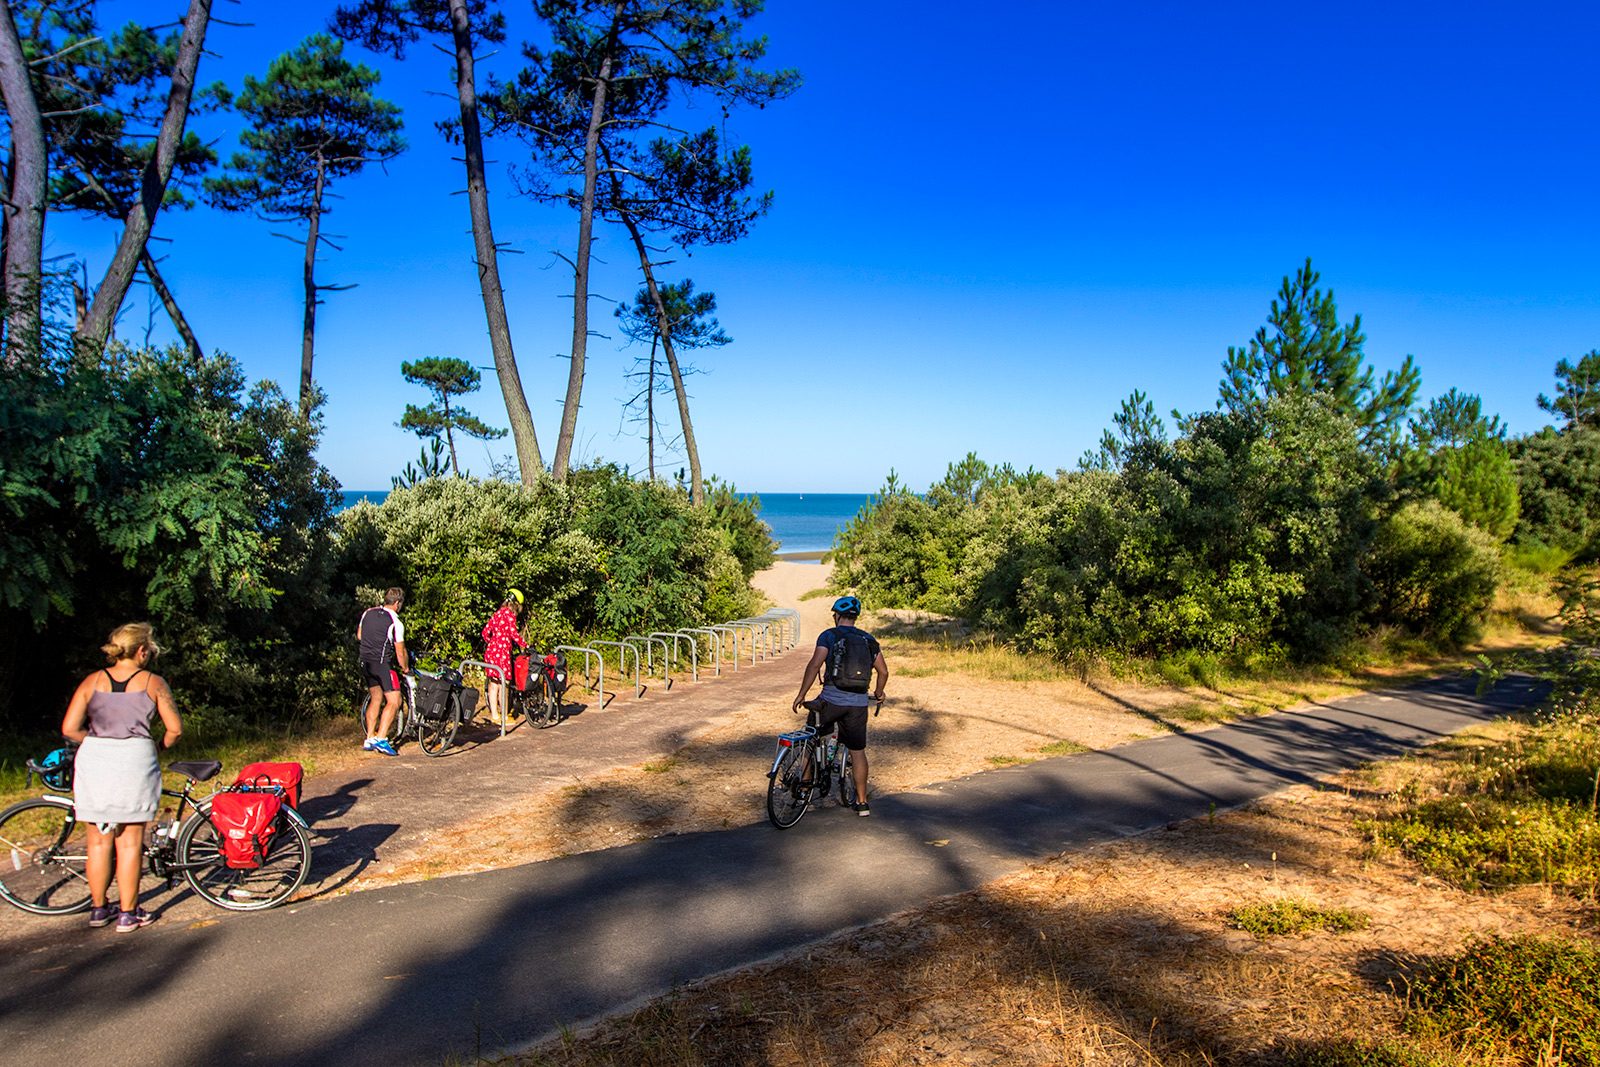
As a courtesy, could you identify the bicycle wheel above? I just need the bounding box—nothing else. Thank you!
[837,747,857,808]
[0,797,94,915]
[766,744,812,829]
[418,692,461,756]
[534,682,561,728]
[176,805,312,911]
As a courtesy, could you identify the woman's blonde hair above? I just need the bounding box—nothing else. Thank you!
[102,622,162,665]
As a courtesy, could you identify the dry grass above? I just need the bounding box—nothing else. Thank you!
[507,717,1595,1067]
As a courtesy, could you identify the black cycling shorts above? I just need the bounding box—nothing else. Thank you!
[807,700,868,751]
[360,659,399,693]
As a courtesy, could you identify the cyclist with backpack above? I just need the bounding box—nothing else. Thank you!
[791,595,888,816]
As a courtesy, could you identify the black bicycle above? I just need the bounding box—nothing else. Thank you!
[512,648,567,729]
[766,722,855,829]
[414,664,479,755]
[0,757,312,914]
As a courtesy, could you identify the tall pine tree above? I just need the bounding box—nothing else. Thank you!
[206,35,404,417]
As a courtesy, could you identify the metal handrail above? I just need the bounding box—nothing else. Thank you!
[555,645,606,711]
[683,628,721,676]
[591,640,641,697]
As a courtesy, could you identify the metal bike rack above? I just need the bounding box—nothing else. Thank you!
[708,625,741,671]
[735,618,772,661]
[653,632,698,683]
[760,607,800,648]
[591,640,642,698]
[625,634,671,692]
[555,645,606,711]
[457,657,510,737]
[722,620,759,666]
[684,627,721,676]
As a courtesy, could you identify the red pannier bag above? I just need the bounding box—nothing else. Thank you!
[511,647,533,692]
[233,761,303,809]
[208,790,283,869]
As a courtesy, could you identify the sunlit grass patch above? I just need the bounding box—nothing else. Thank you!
[1226,898,1369,938]
[1279,1038,1447,1067]
[1038,739,1088,756]
[891,632,1074,683]
[1403,934,1600,1066]
[641,757,678,774]
[986,754,1033,767]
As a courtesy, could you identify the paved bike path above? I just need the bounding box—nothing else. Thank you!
[0,673,1544,1066]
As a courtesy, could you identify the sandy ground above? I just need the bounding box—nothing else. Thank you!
[354,562,1399,892]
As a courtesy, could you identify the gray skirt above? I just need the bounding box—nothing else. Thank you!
[74,736,161,825]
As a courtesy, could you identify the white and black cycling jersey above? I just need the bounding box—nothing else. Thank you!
[358,606,405,665]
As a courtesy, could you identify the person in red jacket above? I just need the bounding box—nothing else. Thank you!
[481,589,526,725]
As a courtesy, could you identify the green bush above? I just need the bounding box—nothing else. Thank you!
[703,478,775,579]
[1512,426,1600,559]
[333,469,763,666]
[1365,502,1500,643]
[1404,934,1600,1066]
[1430,437,1520,540]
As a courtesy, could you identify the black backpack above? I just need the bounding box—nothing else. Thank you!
[824,628,877,694]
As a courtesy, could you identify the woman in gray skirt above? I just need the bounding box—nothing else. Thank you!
[60,622,183,932]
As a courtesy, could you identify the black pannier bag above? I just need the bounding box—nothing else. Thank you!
[413,672,455,721]
[543,652,568,695]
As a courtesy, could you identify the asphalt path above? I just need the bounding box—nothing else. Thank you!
[0,673,1545,1066]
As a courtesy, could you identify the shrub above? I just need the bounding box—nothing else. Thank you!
[1404,934,1600,1066]
[703,478,775,579]
[1365,502,1499,643]
[333,469,762,666]
[1512,426,1600,559]
[1227,898,1370,938]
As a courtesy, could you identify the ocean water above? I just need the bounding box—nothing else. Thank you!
[751,493,871,555]
[337,489,870,557]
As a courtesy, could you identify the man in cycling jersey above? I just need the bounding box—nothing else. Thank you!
[791,595,888,816]
[357,587,410,756]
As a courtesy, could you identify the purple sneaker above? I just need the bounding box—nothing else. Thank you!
[115,907,156,933]
[87,903,118,928]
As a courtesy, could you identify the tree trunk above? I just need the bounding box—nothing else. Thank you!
[139,249,202,362]
[551,43,615,481]
[447,0,543,483]
[647,333,658,481]
[619,210,704,506]
[300,155,326,419]
[75,0,212,357]
[443,395,460,475]
[0,3,47,363]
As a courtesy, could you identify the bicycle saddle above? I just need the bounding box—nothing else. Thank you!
[168,759,222,782]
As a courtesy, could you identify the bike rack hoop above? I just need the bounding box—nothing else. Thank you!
[554,646,606,711]
[591,640,642,698]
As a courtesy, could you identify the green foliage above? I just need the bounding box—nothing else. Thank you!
[1427,437,1520,540]
[703,478,775,580]
[333,469,761,665]
[1217,258,1420,455]
[398,356,506,476]
[0,340,345,733]
[1226,898,1369,938]
[1511,426,1600,559]
[1537,350,1600,430]
[205,34,404,218]
[1365,502,1500,643]
[392,438,448,490]
[1404,935,1600,1066]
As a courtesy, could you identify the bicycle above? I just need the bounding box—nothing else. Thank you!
[0,756,312,915]
[511,647,568,729]
[414,664,479,756]
[766,699,883,829]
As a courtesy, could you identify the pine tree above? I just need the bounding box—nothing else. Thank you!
[482,0,798,486]
[1537,350,1600,430]
[206,35,404,417]
[1218,258,1420,453]
[330,0,546,482]
[399,357,506,476]
[614,280,729,481]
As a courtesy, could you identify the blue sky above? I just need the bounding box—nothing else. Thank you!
[45,1,1600,492]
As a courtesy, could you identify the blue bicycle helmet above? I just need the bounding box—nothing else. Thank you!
[831,595,862,617]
